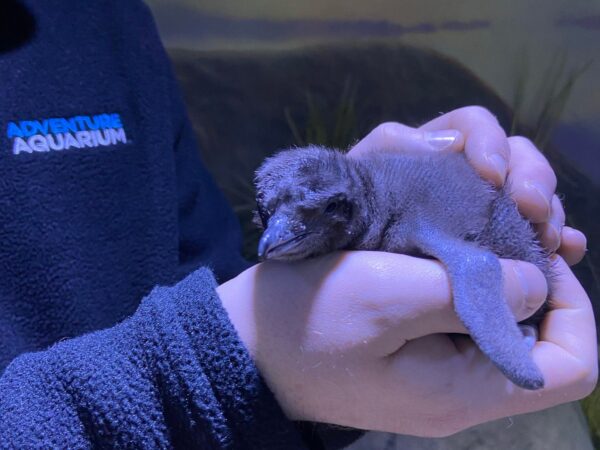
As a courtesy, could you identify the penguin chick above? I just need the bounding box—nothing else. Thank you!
[254,145,551,390]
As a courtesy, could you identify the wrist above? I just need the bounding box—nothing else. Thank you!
[217,263,315,422]
[217,265,259,360]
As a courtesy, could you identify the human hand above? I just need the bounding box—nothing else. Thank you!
[349,106,586,265]
[217,252,595,436]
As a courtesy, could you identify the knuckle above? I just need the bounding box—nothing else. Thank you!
[538,171,558,196]
[518,299,535,320]
[548,169,558,191]
[356,294,388,320]
[508,135,535,149]
[533,162,558,190]
[355,291,391,322]
[509,136,557,186]
[459,105,498,124]
[373,122,402,143]
[513,261,547,316]
[573,362,599,399]
[523,297,544,318]
[552,194,565,212]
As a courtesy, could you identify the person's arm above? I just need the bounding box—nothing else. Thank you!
[0,267,308,448]
[0,245,560,447]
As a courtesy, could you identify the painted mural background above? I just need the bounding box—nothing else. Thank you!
[146,0,599,182]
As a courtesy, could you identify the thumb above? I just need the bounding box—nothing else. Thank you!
[349,122,464,158]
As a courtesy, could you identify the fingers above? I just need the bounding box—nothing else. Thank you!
[504,260,549,322]
[502,256,597,411]
[352,115,586,263]
[557,226,587,265]
[507,136,557,223]
[505,137,587,262]
[350,252,547,346]
[459,256,597,423]
[408,333,595,430]
[348,122,464,158]
[419,106,510,187]
[535,195,565,252]
[505,136,585,259]
[404,269,597,428]
[417,111,582,260]
[538,257,596,354]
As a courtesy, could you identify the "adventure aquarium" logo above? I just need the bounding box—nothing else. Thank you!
[6,113,128,155]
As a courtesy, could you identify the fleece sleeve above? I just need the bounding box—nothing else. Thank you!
[0,267,310,449]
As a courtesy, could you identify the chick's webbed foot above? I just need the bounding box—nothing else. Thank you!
[411,223,545,390]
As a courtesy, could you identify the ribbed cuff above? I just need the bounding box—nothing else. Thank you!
[144,266,307,449]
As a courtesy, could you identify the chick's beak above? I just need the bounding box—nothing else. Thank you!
[258,214,309,260]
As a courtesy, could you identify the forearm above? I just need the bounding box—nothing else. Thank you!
[0,268,305,449]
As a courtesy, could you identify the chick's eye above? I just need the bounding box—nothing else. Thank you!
[256,201,269,227]
[325,202,337,214]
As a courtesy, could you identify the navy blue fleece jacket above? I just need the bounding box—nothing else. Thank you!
[0,1,362,447]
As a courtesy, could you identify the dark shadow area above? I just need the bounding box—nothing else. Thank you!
[0,0,36,53]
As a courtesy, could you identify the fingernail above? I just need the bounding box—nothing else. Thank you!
[425,130,461,151]
[513,263,529,308]
[513,262,548,316]
[484,153,507,180]
[545,223,561,253]
[548,222,560,242]
[524,180,551,221]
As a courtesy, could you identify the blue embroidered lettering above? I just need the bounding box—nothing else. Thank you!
[12,137,32,155]
[96,129,111,145]
[75,131,93,148]
[48,118,65,134]
[65,133,81,149]
[7,112,128,155]
[109,128,127,145]
[7,122,23,139]
[83,116,101,130]
[64,118,78,133]
[28,135,49,152]
[20,121,38,138]
[110,114,123,129]
[47,133,65,151]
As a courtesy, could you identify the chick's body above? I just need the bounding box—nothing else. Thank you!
[351,152,495,252]
[255,146,550,390]
[349,152,547,274]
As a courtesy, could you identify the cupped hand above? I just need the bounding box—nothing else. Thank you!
[216,251,597,436]
[349,106,586,265]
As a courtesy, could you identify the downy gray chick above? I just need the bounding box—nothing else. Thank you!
[254,145,551,390]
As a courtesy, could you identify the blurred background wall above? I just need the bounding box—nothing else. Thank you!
[146,0,599,183]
